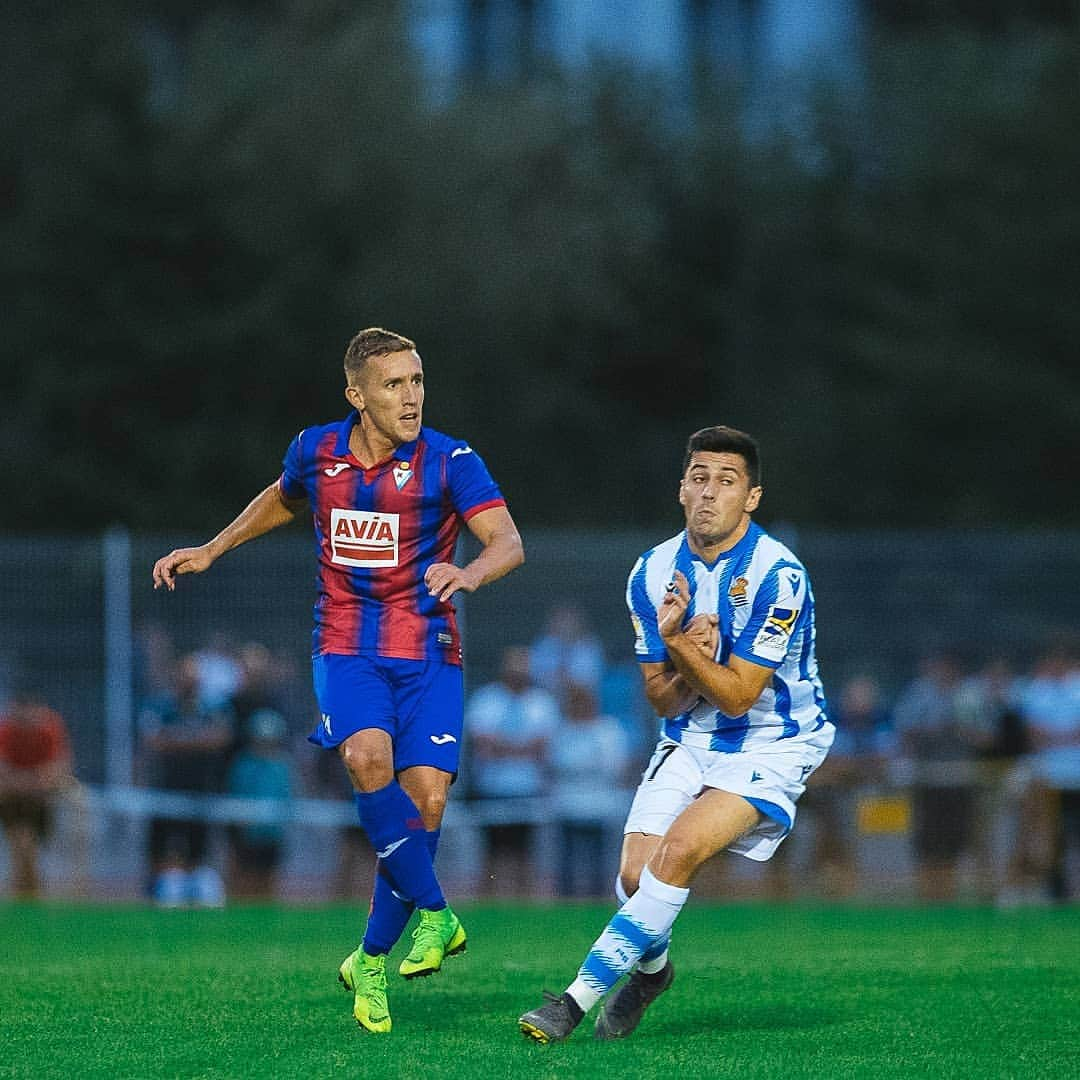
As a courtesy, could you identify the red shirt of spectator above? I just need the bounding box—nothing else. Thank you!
[0,705,70,770]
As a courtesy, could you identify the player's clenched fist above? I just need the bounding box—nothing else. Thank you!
[684,612,720,658]
[657,570,690,640]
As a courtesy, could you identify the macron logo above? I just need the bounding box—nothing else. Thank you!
[324,463,351,477]
[430,733,457,745]
[751,771,763,782]
[321,713,332,736]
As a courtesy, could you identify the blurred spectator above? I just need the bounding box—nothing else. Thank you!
[892,653,988,901]
[138,652,235,906]
[230,642,285,729]
[0,689,74,897]
[133,620,176,704]
[788,674,896,899]
[549,683,634,897]
[193,632,243,711]
[225,709,293,901]
[1002,642,1080,904]
[954,658,1029,897]
[227,641,289,766]
[598,661,654,770]
[466,645,558,897]
[529,603,606,701]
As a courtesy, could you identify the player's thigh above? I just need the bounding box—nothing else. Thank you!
[391,660,464,775]
[623,740,701,839]
[650,788,763,887]
[310,653,397,750]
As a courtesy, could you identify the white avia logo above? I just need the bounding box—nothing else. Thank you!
[429,733,458,745]
[330,508,400,567]
[450,446,472,458]
[375,837,409,859]
[324,462,351,477]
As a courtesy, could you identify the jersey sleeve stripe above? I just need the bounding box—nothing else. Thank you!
[461,497,506,521]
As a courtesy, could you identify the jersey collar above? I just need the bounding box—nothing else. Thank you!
[683,520,761,571]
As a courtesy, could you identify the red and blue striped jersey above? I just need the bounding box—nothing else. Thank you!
[278,413,505,664]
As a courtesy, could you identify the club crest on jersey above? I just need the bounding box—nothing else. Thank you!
[330,508,400,567]
[728,576,749,607]
[392,461,413,490]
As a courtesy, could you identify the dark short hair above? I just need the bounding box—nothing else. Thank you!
[343,327,417,383]
[683,426,762,487]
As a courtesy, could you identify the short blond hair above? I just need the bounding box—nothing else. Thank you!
[343,327,417,383]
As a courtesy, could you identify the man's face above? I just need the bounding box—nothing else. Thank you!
[346,350,425,446]
[678,451,762,547]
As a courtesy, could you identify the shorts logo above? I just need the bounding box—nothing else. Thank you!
[321,713,332,735]
[430,733,457,745]
[330,508,399,567]
[751,771,763,782]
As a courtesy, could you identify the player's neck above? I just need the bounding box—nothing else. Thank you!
[349,417,400,469]
[686,516,751,563]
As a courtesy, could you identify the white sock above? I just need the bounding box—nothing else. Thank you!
[567,866,689,1012]
[616,871,671,973]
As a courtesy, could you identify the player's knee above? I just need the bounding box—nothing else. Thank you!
[651,834,706,880]
[338,741,391,789]
[410,788,447,826]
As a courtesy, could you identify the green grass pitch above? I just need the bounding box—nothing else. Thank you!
[2,901,1077,1079]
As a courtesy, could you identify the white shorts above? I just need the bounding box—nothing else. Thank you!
[623,737,830,862]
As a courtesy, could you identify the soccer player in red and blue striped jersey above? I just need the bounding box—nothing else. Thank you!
[153,328,524,1033]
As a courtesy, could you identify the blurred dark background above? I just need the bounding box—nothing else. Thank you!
[4,0,1079,534]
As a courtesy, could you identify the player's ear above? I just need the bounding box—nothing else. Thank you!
[345,383,364,411]
[745,486,763,513]
[678,478,687,508]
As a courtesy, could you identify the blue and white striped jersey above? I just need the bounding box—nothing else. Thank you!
[626,521,833,754]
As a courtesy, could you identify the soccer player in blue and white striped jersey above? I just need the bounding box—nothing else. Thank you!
[520,425,834,1043]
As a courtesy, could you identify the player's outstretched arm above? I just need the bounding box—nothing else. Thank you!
[152,481,305,591]
[424,505,524,602]
[658,571,771,717]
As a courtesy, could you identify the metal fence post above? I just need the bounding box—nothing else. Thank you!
[103,526,134,788]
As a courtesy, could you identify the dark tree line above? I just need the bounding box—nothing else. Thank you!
[3,2,1078,532]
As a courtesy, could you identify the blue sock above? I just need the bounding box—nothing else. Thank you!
[363,829,442,955]
[354,784,445,912]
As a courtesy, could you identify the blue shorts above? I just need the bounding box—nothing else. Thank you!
[308,653,464,775]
